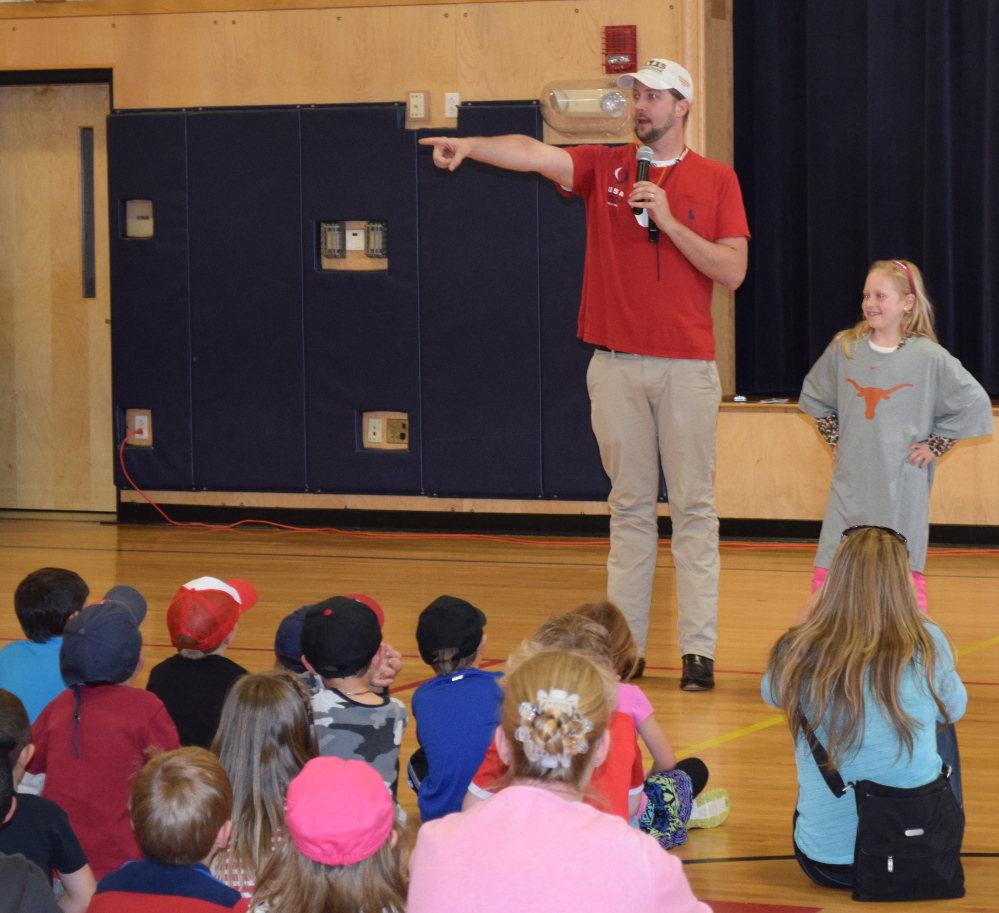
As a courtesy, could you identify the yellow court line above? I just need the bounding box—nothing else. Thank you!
[957,633,999,658]
[675,633,999,758]
[678,713,786,757]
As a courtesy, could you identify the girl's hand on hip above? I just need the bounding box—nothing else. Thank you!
[906,442,936,468]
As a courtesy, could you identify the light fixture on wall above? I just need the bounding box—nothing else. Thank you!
[539,80,630,138]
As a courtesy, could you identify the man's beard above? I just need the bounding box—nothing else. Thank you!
[635,115,675,146]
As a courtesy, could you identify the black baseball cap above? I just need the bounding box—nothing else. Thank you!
[416,595,487,665]
[301,597,382,677]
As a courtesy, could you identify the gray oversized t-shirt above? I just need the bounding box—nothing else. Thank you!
[800,335,993,571]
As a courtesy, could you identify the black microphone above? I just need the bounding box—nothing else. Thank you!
[634,145,659,242]
[632,145,654,215]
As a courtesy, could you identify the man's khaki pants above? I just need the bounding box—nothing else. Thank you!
[587,349,721,658]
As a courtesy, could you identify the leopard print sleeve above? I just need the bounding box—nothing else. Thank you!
[814,414,839,447]
[926,434,956,457]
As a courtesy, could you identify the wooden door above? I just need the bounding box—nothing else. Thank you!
[0,83,113,512]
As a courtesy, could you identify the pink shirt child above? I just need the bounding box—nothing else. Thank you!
[408,784,712,913]
[617,681,655,728]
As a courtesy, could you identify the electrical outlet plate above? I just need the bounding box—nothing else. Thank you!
[444,93,460,119]
[125,408,153,447]
[361,411,408,451]
[406,90,430,125]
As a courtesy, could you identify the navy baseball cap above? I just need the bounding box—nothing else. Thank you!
[60,585,147,686]
[274,605,312,673]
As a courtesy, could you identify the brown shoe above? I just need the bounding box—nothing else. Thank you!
[680,654,714,691]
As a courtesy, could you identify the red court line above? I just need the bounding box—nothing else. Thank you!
[6,637,995,688]
[390,658,506,695]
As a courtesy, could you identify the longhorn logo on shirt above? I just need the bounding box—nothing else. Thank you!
[845,378,913,419]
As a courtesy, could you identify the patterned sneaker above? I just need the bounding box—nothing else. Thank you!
[687,788,730,828]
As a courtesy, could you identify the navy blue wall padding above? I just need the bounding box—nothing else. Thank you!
[109,103,605,503]
[108,113,194,490]
[537,181,609,499]
[418,105,544,496]
[300,107,422,493]
[186,110,307,491]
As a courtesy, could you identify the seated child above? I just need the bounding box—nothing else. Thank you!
[251,756,411,913]
[276,596,403,691]
[146,577,256,748]
[273,606,311,675]
[28,586,180,879]
[211,671,318,899]
[466,613,645,821]
[408,595,502,821]
[0,735,61,913]
[300,596,408,796]
[571,602,730,846]
[0,690,95,913]
[407,650,711,913]
[89,747,248,912]
[0,568,88,722]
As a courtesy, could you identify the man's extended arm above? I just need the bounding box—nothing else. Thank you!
[419,134,574,189]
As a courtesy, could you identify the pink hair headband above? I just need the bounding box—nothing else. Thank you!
[891,260,916,296]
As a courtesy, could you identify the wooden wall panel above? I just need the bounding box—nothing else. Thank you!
[715,408,999,525]
[704,0,734,393]
[0,15,116,72]
[714,408,832,520]
[929,431,999,525]
[457,1,689,133]
[0,0,460,17]
[114,14,227,110]
[221,6,455,108]
[0,84,114,512]
[0,2,718,126]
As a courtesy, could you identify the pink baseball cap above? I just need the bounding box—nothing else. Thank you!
[285,757,394,865]
[167,576,257,653]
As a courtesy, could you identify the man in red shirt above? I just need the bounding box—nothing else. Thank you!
[421,59,750,690]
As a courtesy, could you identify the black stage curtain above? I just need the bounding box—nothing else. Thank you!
[734,0,999,395]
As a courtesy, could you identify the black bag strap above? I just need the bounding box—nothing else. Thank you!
[799,710,851,798]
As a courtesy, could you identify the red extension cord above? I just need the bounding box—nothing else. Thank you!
[117,431,998,556]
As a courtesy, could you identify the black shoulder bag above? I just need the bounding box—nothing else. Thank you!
[803,723,965,902]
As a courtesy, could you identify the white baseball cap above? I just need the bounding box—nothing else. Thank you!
[616,59,694,101]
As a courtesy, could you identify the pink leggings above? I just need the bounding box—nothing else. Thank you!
[811,567,927,612]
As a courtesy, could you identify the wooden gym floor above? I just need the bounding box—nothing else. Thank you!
[1,517,995,913]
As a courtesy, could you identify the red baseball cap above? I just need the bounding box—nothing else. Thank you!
[167,577,257,653]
